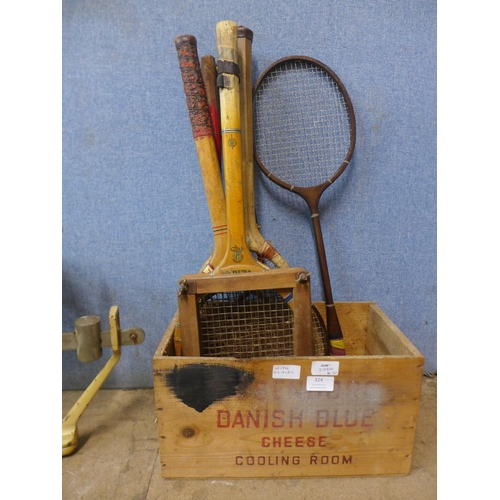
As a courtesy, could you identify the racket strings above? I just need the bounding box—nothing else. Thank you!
[312,309,328,356]
[254,60,353,188]
[198,289,328,358]
[199,289,295,358]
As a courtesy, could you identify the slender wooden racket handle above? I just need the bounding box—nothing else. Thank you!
[214,20,263,274]
[237,26,290,270]
[174,34,227,272]
[200,55,221,163]
[309,204,345,355]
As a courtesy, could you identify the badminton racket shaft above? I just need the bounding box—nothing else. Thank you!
[310,209,343,345]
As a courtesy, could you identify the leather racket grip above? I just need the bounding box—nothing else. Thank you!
[174,35,213,139]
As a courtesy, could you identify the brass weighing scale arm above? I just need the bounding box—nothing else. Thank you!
[62,305,145,456]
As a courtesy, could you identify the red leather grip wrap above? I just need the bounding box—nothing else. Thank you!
[174,35,213,139]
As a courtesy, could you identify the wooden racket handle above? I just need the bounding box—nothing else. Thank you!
[214,20,263,273]
[237,26,290,270]
[309,203,346,355]
[174,34,227,271]
[200,55,221,163]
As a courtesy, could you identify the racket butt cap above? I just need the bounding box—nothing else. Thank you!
[237,26,253,41]
[174,34,197,50]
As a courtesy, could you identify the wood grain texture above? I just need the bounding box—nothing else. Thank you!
[177,293,202,357]
[154,302,424,478]
[174,34,227,272]
[200,54,221,161]
[237,25,289,269]
[214,20,265,275]
[176,267,314,358]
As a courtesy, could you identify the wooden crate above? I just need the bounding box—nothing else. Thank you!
[153,302,424,478]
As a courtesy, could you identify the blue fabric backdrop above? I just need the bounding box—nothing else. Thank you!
[62,0,436,388]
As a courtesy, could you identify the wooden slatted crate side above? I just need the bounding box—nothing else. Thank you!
[152,302,424,479]
[153,355,423,478]
[366,304,422,357]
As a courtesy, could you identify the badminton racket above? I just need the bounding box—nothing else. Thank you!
[253,56,356,356]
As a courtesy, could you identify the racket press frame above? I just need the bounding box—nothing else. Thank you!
[176,267,315,357]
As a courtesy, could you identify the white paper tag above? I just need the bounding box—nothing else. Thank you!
[272,365,301,379]
[311,361,339,376]
[306,376,334,392]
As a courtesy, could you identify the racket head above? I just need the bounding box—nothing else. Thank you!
[253,56,356,195]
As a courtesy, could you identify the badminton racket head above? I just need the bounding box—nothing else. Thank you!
[253,56,356,194]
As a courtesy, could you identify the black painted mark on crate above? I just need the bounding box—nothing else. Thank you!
[165,364,255,412]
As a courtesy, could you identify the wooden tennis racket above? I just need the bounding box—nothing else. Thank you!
[237,28,328,355]
[253,56,356,356]
[175,21,315,359]
[211,20,267,275]
[174,26,326,358]
[237,26,289,269]
[200,54,221,164]
[174,35,227,274]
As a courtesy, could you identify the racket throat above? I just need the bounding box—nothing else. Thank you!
[308,208,345,351]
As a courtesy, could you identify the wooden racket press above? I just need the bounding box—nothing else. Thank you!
[177,268,315,358]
